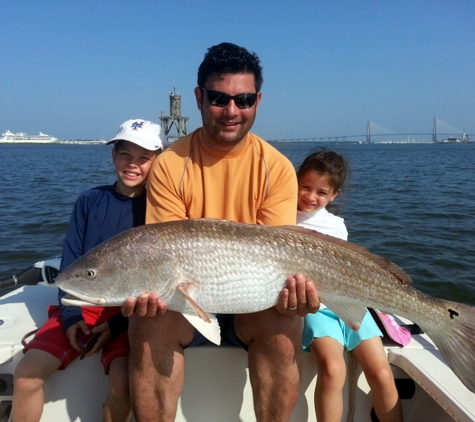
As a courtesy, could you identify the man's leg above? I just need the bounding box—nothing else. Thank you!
[235,308,303,422]
[128,311,194,422]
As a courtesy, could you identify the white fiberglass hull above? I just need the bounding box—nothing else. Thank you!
[1,284,475,421]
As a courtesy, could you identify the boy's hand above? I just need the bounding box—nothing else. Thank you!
[80,322,111,359]
[276,273,320,317]
[121,293,168,318]
[66,320,91,352]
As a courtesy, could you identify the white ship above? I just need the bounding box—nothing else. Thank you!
[0,130,59,144]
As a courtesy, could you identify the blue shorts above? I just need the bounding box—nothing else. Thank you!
[186,314,245,349]
[303,308,382,352]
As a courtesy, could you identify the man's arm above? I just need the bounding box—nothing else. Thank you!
[257,157,298,226]
[122,152,184,317]
[257,155,320,315]
[146,151,188,224]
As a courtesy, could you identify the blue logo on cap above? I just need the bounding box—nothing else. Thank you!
[131,121,144,131]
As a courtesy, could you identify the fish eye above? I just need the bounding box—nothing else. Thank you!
[85,269,97,278]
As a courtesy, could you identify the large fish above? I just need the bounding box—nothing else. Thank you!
[56,218,475,393]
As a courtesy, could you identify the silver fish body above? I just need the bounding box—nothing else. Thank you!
[56,218,475,393]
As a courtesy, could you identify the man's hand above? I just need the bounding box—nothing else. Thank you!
[276,273,320,317]
[121,293,168,317]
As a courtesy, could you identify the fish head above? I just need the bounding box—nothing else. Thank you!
[57,245,129,306]
[56,229,181,307]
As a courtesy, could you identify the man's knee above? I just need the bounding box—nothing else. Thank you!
[235,308,303,345]
[128,311,195,351]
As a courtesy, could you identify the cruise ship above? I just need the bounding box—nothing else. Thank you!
[0,130,59,143]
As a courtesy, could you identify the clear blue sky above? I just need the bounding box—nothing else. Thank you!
[1,1,474,141]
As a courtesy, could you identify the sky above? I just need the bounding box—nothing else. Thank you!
[1,0,474,141]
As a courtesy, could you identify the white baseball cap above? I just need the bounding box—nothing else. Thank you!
[106,119,167,151]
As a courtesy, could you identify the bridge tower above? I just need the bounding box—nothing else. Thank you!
[159,88,189,143]
[432,117,437,142]
[366,120,371,143]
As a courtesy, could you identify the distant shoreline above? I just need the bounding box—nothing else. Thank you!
[2,139,474,146]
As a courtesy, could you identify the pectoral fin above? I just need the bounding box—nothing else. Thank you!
[177,283,211,322]
[176,282,221,345]
[324,302,368,332]
[182,312,221,345]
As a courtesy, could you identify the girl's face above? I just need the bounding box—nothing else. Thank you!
[297,170,339,213]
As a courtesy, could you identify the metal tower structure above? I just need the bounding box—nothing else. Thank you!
[159,88,189,142]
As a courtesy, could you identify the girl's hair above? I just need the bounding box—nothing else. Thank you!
[297,150,350,191]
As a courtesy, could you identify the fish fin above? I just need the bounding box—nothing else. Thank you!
[182,312,221,346]
[176,282,222,345]
[176,283,211,323]
[324,302,368,331]
[422,300,475,393]
[281,225,413,285]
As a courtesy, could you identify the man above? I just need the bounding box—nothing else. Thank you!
[122,42,319,422]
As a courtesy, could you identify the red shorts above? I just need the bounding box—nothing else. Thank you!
[23,305,128,375]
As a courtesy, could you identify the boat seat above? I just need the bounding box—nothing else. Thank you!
[388,347,475,422]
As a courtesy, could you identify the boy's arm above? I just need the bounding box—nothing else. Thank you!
[59,195,88,328]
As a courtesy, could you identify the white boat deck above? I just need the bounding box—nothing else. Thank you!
[1,285,474,421]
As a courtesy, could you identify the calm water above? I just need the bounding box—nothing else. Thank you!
[1,142,474,305]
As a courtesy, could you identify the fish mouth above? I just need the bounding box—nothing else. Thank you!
[61,292,106,307]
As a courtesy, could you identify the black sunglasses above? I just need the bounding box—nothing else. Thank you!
[200,87,258,109]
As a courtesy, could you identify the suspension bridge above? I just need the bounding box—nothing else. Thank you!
[269,118,473,143]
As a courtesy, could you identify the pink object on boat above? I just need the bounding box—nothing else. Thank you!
[370,309,412,347]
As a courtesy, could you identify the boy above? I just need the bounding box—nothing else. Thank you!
[12,119,167,422]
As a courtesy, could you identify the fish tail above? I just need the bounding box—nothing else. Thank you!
[424,301,475,393]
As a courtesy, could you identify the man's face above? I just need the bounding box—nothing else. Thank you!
[195,72,262,151]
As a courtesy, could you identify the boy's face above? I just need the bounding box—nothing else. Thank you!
[112,141,157,197]
[297,171,339,213]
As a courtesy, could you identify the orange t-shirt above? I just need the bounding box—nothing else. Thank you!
[146,128,297,226]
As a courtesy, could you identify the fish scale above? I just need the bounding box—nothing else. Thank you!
[57,218,475,394]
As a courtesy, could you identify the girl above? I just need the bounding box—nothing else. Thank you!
[297,151,404,422]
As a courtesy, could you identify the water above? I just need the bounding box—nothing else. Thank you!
[1,142,474,305]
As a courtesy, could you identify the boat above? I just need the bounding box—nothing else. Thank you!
[0,130,59,144]
[439,133,470,143]
[1,258,475,422]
